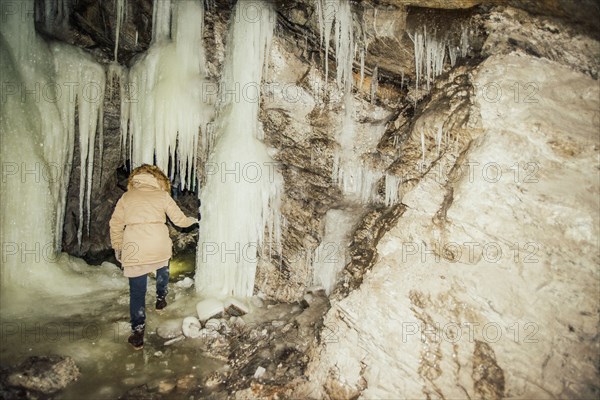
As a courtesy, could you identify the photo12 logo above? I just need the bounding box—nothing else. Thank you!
[2,242,60,264]
[1,1,34,23]
[429,160,541,185]
[400,241,540,264]
[401,321,540,344]
[474,81,540,104]
[1,81,104,105]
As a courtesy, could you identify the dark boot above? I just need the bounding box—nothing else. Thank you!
[156,297,167,311]
[128,328,144,350]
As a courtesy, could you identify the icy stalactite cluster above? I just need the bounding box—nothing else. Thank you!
[120,0,213,191]
[117,0,284,298]
[195,0,284,298]
[1,0,106,295]
[1,0,287,305]
[316,0,354,91]
[313,0,404,293]
[408,24,471,93]
[51,43,106,246]
[316,0,401,207]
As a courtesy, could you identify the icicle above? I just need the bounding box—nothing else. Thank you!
[408,28,424,93]
[316,0,324,46]
[359,46,365,89]
[114,0,126,61]
[385,174,400,206]
[322,0,333,82]
[98,102,105,186]
[420,128,426,169]
[460,25,469,58]
[335,0,354,90]
[436,124,443,156]
[152,0,172,43]
[106,63,131,164]
[410,23,470,94]
[448,45,458,67]
[359,27,367,90]
[370,65,378,104]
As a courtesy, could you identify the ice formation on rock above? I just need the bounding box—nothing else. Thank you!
[409,24,471,93]
[113,0,126,61]
[195,0,283,298]
[0,0,120,309]
[311,209,357,294]
[121,0,213,191]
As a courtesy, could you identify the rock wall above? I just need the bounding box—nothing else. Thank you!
[300,51,599,400]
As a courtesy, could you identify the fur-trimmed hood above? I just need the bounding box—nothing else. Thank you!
[127,164,171,192]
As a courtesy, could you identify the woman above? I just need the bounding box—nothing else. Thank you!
[109,164,198,349]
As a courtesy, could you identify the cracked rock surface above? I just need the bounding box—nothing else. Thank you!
[299,52,599,399]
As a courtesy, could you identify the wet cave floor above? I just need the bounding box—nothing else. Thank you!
[0,257,329,399]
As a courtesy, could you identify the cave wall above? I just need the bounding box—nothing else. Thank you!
[25,0,600,397]
[297,9,600,399]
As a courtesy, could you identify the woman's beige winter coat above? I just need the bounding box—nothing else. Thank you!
[109,171,196,268]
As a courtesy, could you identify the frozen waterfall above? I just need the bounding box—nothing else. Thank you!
[195,0,283,298]
[0,0,121,311]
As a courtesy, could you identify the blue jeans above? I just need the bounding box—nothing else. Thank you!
[129,264,169,332]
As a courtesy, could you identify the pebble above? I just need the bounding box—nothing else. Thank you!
[164,335,185,346]
[174,277,194,288]
[158,380,175,393]
[250,296,264,308]
[205,318,221,331]
[156,320,183,339]
[253,366,266,379]
[182,316,202,338]
[196,298,224,321]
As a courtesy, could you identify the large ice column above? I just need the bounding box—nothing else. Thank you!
[195,0,283,298]
[1,0,109,305]
[124,0,211,191]
[0,18,60,289]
